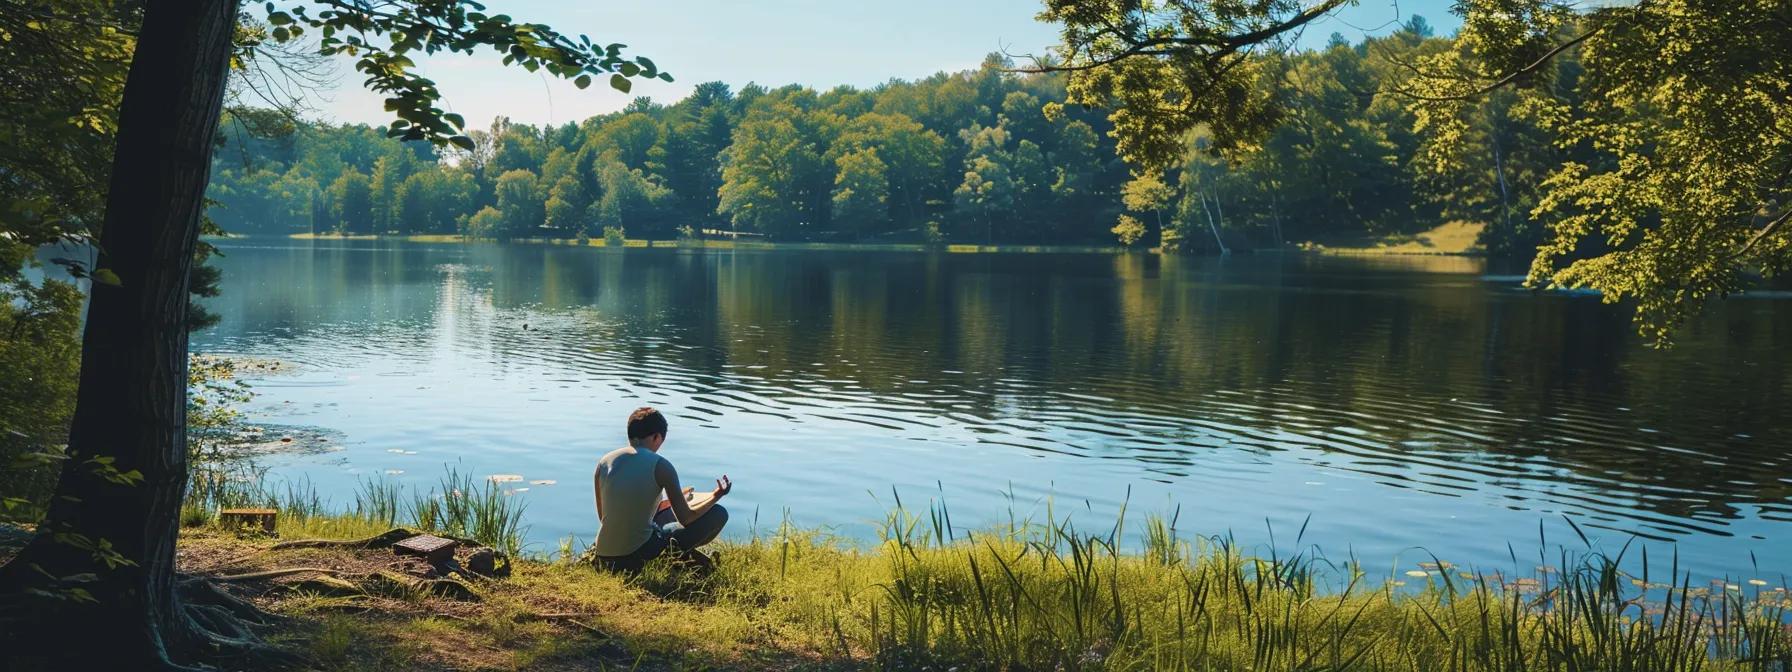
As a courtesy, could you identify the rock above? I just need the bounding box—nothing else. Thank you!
[467,548,510,578]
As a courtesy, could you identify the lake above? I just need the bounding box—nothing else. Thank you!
[191,238,1792,580]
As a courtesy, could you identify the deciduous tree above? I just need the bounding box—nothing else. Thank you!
[0,1,667,666]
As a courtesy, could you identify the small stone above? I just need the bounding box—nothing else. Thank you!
[468,548,496,576]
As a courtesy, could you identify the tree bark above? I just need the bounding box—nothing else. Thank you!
[0,0,240,668]
[1489,111,1514,243]
[1200,192,1230,255]
[1270,192,1285,249]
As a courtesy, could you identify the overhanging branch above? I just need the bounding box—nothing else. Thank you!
[1015,0,1351,75]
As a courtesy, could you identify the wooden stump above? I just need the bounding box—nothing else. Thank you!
[219,508,277,534]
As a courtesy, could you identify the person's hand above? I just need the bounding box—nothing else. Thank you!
[713,475,732,499]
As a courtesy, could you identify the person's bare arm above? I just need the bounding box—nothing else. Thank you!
[593,465,604,522]
[654,458,730,526]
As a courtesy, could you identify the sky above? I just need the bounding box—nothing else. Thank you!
[303,0,1461,129]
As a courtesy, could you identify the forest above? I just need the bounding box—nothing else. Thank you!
[4,0,1789,668]
[205,16,1554,254]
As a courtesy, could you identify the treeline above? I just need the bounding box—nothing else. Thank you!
[206,17,1568,253]
[207,54,1129,245]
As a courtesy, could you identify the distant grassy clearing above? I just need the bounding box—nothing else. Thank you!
[1301,220,1487,256]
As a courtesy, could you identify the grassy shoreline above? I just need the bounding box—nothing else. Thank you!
[162,471,1792,671]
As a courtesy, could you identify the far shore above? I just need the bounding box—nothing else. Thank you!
[286,231,1133,255]
[280,227,1491,257]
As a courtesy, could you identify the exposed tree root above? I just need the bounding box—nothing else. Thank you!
[364,570,482,601]
[211,567,350,582]
[270,527,416,551]
[174,575,310,670]
[201,564,484,602]
[181,577,282,625]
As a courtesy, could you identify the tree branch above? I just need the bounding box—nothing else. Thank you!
[1733,206,1792,260]
[1017,0,1351,74]
[1393,25,1607,103]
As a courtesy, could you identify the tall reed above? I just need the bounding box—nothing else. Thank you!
[701,499,1791,672]
[182,464,528,556]
[352,477,401,526]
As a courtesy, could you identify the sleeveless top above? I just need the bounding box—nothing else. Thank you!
[594,446,665,556]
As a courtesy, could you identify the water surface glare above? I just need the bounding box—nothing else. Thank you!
[192,239,1792,579]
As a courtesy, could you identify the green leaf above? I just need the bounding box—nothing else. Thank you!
[91,268,121,286]
[443,112,465,129]
[610,73,631,93]
[574,74,591,90]
[449,135,476,151]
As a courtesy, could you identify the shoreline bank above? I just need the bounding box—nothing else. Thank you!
[125,470,1792,671]
[147,512,1792,670]
[275,232,1490,257]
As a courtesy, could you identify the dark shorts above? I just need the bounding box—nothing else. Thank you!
[595,504,729,573]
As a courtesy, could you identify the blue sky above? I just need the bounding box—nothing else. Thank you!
[308,0,1460,128]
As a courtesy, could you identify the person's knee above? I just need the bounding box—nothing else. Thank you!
[707,504,730,530]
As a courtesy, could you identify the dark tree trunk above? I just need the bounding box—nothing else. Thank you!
[0,0,240,668]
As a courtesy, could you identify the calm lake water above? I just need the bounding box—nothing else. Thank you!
[191,238,1792,579]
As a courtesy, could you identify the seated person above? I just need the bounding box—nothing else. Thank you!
[592,407,731,572]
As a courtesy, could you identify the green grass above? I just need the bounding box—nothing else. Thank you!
[184,465,528,554]
[182,477,1791,670]
[669,505,1787,671]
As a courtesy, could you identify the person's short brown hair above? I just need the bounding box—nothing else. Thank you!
[626,407,668,440]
